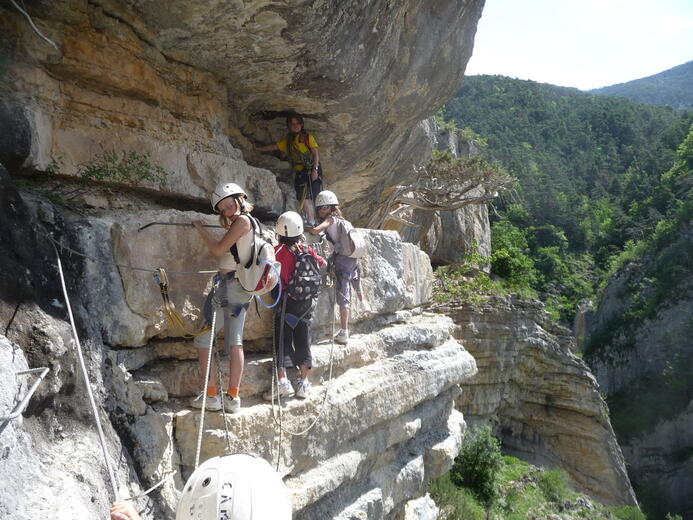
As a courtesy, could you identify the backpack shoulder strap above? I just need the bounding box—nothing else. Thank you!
[230,214,258,268]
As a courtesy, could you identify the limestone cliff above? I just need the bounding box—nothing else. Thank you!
[585,246,693,518]
[0,162,476,519]
[441,295,637,506]
[0,0,484,221]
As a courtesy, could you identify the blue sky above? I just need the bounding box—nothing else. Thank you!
[465,0,693,90]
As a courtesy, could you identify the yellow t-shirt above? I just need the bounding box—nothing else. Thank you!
[276,133,318,171]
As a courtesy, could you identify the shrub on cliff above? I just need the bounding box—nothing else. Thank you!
[450,425,503,507]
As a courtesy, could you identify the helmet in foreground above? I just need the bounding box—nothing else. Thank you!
[315,190,338,208]
[275,211,303,237]
[176,454,291,520]
[210,182,247,212]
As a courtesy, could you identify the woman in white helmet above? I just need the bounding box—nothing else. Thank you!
[264,211,326,400]
[189,182,255,413]
[307,191,365,345]
[111,454,292,520]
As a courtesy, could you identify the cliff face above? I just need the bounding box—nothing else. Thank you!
[0,0,484,221]
[443,296,637,506]
[586,248,693,518]
[0,162,476,519]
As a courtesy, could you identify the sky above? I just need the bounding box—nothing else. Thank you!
[465,0,693,90]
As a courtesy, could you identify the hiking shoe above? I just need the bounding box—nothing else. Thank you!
[262,378,295,401]
[335,329,349,345]
[295,379,312,399]
[223,395,241,413]
[190,392,222,412]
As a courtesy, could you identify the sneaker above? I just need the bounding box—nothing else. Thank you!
[335,329,349,345]
[295,379,312,399]
[190,392,222,412]
[223,395,241,413]
[262,378,295,401]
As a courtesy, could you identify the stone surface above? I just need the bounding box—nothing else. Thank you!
[446,295,637,506]
[0,0,484,221]
[392,119,492,266]
[44,207,433,348]
[585,248,693,517]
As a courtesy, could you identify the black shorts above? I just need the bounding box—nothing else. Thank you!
[294,165,323,202]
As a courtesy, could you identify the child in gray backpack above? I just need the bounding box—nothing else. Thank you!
[307,190,367,345]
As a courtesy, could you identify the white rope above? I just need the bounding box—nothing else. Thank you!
[124,470,177,501]
[10,0,60,51]
[269,279,338,447]
[53,245,119,500]
[194,310,217,469]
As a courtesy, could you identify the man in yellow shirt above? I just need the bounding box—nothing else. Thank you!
[256,114,322,224]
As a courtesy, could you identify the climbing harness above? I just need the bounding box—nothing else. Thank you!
[52,242,119,500]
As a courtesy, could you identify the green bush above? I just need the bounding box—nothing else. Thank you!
[77,150,168,187]
[537,469,569,503]
[429,474,486,520]
[450,426,503,507]
[611,505,646,520]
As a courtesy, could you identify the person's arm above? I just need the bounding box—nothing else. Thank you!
[110,500,141,520]
[306,215,333,235]
[308,246,327,268]
[193,216,252,257]
[255,143,279,152]
[309,146,320,181]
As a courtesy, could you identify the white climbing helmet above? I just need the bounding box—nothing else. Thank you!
[275,211,304,238]
[210,182,247,212]
[176,454,291,520]
[315,190,339,208]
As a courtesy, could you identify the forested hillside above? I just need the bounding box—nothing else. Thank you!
[440,75,692,321]
[591,61,693,112]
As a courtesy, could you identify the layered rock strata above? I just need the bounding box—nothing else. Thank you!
[0,173,477,519]
[443,295,637,506]
[0,0,484,219]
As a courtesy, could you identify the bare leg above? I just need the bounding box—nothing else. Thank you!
[278,368,287,379]
[197,349,218,389]
[299,364,309,379]
[340,305,349,331]
[304,199,316,223]
[228,345,244,389]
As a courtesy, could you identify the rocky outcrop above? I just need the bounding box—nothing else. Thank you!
[585,251,693,518]
[0,0,484,220]
[0,170,476,518]
[393,119,491,266]
[622,402,693,520]
[442,295,637,506]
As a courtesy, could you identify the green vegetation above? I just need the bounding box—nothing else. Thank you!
[430,430,645,519]
[77,150,168,187]
[440,74,692,322]
[432,246,536,309]
[591,60,693,112]
[449,426,503,507]
[584,127,693,359]
[48,149,168,188]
